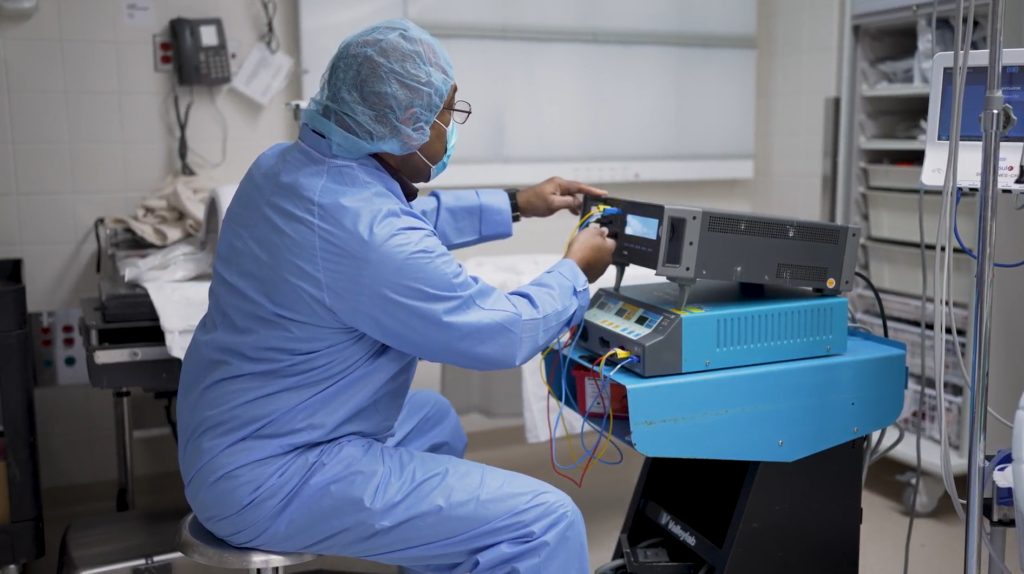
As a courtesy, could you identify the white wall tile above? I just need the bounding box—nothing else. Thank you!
[58,0,117,42]
[0,197,20,247]
[70,144,126,193]
[0,0,61,40]
[17,195,76,246]
[13,144,71,195]
[3,39,64,92]
[120,93,166,143]
[166,0,222,19]
[115,0,168,42]
[62,42,120,93]
[73,195,126,240]
[9,92,68,143]
[66,94,124,143]
[116,42,173,94]
[123,143,172,191]
[20,243,88,311]
[0,145,14,196]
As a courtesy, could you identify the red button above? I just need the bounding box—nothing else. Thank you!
[62,325,74,333]
[63,337,75,348]
[160,42,173,52]
[160,54,173,65]
[41,339,52,347]
[40,327,51,335]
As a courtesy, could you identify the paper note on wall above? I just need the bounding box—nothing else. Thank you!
[231,44,295,107]
[122,0,154,26]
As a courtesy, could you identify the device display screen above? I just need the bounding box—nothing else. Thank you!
[939,65,1024,142]
[199,24,221,47]
[625,214,660,240]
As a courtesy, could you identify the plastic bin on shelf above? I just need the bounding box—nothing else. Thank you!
[865,190,978,250]
[858,314,966,385]
[863,164,922,190]
[900,376,963,449]
[864,240,975,306]
[850,289,970,329]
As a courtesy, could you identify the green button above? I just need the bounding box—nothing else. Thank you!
[64,356,76,367]
[42,359,53,368]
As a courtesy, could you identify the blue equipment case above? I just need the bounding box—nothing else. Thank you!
[547,329,907,573]
[581,283,851,378]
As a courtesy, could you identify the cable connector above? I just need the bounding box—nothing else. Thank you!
[611,348,631,360]
[597,206,621,215]
[628,355,641,363]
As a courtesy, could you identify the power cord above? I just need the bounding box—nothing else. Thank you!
[260,0,280,54]
[954,188,1024,267]
[854,271,888,338]
[905,9,942,573]
[173,87,196,176]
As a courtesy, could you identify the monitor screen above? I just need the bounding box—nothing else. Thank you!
[625,214,660,240]
[938,65,1024,142]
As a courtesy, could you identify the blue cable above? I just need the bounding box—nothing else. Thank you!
[954,188,1024,268]
[578,357,637,465]
[551,327,626,468]
[550,208,626,469]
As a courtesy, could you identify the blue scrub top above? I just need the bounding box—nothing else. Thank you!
[177,125,591,530]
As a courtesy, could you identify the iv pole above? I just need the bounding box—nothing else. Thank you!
[965,0,1004,571]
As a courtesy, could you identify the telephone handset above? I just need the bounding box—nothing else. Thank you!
[169,18,231,86]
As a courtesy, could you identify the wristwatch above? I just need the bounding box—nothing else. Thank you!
[505,188,521,223]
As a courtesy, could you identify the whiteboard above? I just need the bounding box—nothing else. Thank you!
[297,0,757,186]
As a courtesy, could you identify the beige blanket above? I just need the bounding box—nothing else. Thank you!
[106,176,216,246]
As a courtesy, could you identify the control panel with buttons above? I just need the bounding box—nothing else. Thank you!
[30,309,89,386]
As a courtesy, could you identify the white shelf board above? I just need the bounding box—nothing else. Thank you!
[872,426,968,477]
[424,158,754,189]
[860,138,927,151]
[861,83,931,98]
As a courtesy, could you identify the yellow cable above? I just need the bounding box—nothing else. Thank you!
[564,209,602,254]
[592,349,628,464]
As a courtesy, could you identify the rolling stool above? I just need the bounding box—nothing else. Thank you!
[176,513,318,574]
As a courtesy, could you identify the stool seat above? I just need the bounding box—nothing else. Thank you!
[176,513,317,570]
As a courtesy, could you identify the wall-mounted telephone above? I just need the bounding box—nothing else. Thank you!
[169,18,231,86]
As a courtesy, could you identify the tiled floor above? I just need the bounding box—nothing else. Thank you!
[33,429,1023,574]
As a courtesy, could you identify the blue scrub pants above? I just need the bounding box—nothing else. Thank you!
[248,390,589,574]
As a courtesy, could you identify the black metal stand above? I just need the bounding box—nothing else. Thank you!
[611,440,865,574]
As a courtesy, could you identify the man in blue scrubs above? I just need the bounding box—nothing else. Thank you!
[177,19,615,574]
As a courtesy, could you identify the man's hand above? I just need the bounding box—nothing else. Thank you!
[517,177,608,218]
[565,226,616,283]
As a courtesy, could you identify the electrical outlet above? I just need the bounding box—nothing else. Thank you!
[30,309,89,387]
[153,33,174,73]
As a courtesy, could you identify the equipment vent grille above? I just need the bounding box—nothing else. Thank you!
[706,215,841,245]
[776,263,829,283]
[716,306,836,351]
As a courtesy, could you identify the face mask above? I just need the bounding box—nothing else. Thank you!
[416,116,457,181]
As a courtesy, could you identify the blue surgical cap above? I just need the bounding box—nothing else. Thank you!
[302,19,455,159]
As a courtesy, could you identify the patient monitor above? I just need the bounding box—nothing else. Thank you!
[922,49,1024,190]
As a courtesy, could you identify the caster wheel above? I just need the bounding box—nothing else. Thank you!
[901,478,941,516]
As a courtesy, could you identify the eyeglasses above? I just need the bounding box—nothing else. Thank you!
[442,100,472,125]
